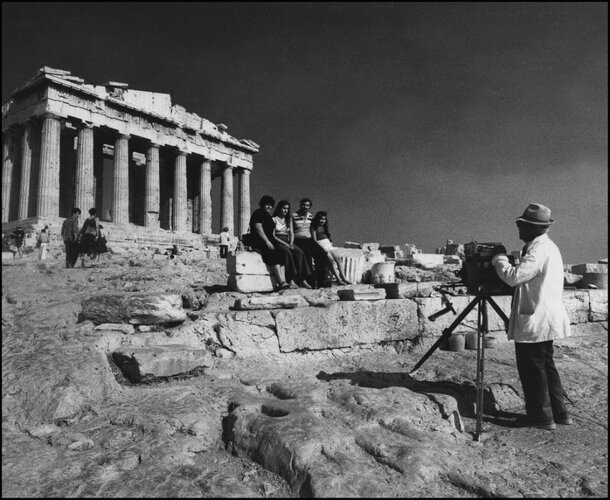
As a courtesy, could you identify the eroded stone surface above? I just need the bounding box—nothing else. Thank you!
[234,295,308,310]
[80,292,187,325]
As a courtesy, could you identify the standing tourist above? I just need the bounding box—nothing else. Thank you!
[61,208,81,268]
[492,203,572,430]
[310,211,351,286]
[249,195,290,291]
[292,198,328,288]
[37,226,50,260]
[219,226,230,258]
[78,208,100,267]
[10,226,26,259]
[272,200,312,289]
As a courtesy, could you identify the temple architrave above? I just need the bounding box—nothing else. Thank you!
[1,67,258,248]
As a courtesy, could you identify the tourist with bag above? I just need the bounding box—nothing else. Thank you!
[78,208,100,267]
[61,208,81,268]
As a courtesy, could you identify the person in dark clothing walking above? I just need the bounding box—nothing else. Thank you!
[61,208,81,268]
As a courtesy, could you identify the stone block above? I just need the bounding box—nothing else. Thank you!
[2,252,14,260]
[562,290,590,324]
[234,295,308,310]
[344,241,362,249]
[375,282,441,299]
[362,242,379,252]
[337,288,386,301]
[571,263,608,275]
[589,290,608,322]
[227,274,276,293]
[416,295,512,335]
[93,323,135,335]
[412,254,444,268]
[226,251,271,275]
[216,310,280,356]
[275,299,419,352]
[112,345,212,382]
[80,293,187,325]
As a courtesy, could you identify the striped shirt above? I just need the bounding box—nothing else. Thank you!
[292,211,313,239]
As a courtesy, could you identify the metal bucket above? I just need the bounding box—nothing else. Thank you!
[370,261,395,284]
[448,333,465,352]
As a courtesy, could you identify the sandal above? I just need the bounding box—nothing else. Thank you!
[277,282,290,291]
[300,281,312,289]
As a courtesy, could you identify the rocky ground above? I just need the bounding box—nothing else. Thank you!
[1,249,608,498]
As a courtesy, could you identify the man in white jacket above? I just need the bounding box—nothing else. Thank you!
[491,203,572,430]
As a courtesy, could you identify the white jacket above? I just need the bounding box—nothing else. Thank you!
[492,233,571,342]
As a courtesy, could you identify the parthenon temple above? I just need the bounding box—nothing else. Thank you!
[1,67,258,245]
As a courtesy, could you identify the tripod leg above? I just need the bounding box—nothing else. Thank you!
[410,296,480,374]
[475,299,488,441]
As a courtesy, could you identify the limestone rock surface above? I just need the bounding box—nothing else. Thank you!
[80,292,187,325]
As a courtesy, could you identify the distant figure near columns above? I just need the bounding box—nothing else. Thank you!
[37,113,61,217]
[18,123,33,220]
[145,143,160,227]
[2,130,15,223]
[112,133,130,224]
[199,159,212,235]
[173,151,187,232]
[74,123,95,213]
[220,164,234,235]
[237,168,251,238]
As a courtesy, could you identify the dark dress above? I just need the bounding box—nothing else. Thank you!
[248,208,284,266]
[276,233,312,283]
[79,217,99,256]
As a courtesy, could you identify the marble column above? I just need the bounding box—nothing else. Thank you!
[220,164,234,234]
[2,130,15,223]
[198,159,212,235]
[237,168,251,238]
[74,123,95,213]
[144,142,160,227]
[172,150,187,232]
[112,133,130,224]
[37,113,61,217]
[17,123,33,220]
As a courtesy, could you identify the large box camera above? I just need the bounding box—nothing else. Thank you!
[461,241,515,295]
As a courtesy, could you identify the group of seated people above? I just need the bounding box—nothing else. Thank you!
[247,195,351,290]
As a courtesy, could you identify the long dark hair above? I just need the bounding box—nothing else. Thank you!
[311,211,331,239]
[272,200,291,225]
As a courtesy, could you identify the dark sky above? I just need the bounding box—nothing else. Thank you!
[2,2,607,263]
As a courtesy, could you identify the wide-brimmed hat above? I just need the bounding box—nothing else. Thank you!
[516,203,555,225]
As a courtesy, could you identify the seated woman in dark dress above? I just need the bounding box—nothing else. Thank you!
[272,200,312,289]
[249,195,290,291]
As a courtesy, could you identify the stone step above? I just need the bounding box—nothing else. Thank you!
[112,345,212,382]
[234,295,308,310]
[337,288,386,301]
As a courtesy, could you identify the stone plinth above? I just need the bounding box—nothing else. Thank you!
[112,345,212,382]
[227,251,271,275]
[80,293,187,325]
[234,295,308,310]
[337,288,386,301]
[227,274,276,293]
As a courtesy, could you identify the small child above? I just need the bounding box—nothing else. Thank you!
[219,226,230,258]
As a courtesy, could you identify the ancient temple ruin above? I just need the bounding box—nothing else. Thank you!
[1,67,258,246]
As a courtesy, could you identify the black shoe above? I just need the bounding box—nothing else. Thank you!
[554,415,573,425]
[515,416,557,430]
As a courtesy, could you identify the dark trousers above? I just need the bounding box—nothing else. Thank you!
[294,238,327,287]
[64,241,80,268]
[219,245,228,258]
[515,340,568,424]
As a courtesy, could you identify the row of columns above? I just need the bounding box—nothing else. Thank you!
[2,114,252,236]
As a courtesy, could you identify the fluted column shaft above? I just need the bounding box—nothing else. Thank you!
[172,151,187,232]
[2,131,15,223]
[74,124,95,213]
[198,159,212,235]
[37,114,61,217]
[112,133,130,224]
[145,143,160,227]
[220,164,234,234]
[237,168,251,238]
[18,124,33,220]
